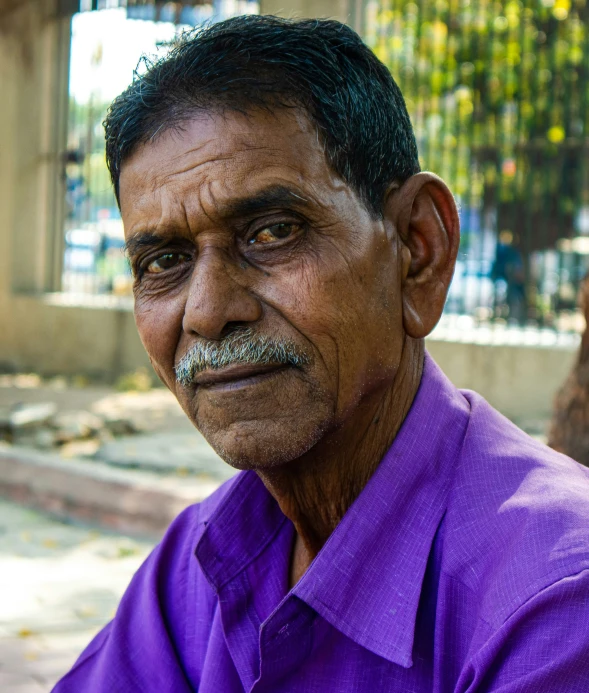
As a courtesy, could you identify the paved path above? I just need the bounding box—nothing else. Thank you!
[0,500,153,692]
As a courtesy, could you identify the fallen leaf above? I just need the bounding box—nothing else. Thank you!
[76,606,98,619]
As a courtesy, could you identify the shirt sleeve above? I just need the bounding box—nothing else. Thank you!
[51,505,202,693]
[460,569,589,693]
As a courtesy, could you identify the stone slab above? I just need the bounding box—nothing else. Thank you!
[94,431,235,478]
[0,446,230,538]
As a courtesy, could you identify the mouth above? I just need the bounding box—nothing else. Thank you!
[192,362,290,390]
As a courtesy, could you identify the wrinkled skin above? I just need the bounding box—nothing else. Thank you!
[120,108,459,580]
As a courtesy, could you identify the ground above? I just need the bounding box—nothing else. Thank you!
[0,376,233,691]
[0,370,551,692]
[0,499,153,692]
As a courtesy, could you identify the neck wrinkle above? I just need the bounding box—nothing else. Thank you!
[257,336,425,586]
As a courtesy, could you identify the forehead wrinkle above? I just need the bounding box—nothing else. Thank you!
[168,140,209,163]
[161,154,236,185]
[162,129,316,186]
[146,134,332,203]
[193,178,221,227]
[132,160,351,241]
[125,185,192,241]
[159,138,283,187]
[195,176,321,225]
[123,114,355,235]
[189,169,353,233]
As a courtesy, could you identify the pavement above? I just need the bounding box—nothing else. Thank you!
[0,377,236,535]
[0,444,230,537]
[0,377,237,691]
[0,499,153,692]
[0,447,228,691]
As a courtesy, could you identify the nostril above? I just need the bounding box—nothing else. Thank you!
[221,321,258,339]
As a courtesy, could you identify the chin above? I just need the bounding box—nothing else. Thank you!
[181,371,334,471]
[197,415,331,472]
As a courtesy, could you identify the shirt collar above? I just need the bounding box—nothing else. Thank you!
[293,353,470,666]
[195,352,471,668]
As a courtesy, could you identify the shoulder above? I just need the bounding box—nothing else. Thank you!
[52,472,247,691]
[458,568,589,691]
[87,472,247,630]
[105,471,246,607]
[441,390,589,628]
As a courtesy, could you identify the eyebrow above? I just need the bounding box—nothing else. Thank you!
[124,184,311,256]
[223,185,310,218]
[124,232,170,258]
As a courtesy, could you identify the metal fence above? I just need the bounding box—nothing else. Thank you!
[363,0,589,334]
[63,2,257,298]
[63,1,589,337]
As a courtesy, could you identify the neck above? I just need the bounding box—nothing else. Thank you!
[256,337,425,586]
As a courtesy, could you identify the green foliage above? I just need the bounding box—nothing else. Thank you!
[365,0,589,248]
[67,97,118,218]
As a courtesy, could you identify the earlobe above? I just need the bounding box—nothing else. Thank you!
[385,173,459,339]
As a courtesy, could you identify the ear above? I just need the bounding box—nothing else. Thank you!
[384,172,460,339]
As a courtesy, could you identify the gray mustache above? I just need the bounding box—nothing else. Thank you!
[175,328,310,387]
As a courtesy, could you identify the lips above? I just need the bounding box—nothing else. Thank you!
[192,362,288,388]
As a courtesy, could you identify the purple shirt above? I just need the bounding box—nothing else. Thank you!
[54,354,589,692]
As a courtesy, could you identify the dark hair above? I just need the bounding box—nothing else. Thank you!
[104,15,420,217]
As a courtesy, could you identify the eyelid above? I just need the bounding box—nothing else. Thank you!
[135,248,192,278]
[245,217,304,243]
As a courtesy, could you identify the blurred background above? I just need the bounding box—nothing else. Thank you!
[2,0,589,690]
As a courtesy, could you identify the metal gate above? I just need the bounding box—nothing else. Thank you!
[363,0,589,334]
[63,1,257,298]
[64,1,589,337]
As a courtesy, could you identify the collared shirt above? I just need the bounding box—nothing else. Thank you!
[53,353,589,692]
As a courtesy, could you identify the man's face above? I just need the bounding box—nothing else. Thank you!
[120,108,407,470]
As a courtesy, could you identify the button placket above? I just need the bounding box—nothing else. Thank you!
[251,598,315,692]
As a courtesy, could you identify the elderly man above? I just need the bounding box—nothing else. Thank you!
[54,15,589,693]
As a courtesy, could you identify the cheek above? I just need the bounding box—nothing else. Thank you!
[257,245,403,394]
[134,297,184,388]
[285,243,400,338]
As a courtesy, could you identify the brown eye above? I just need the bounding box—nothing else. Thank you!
[249,223,298,245]
[146,253,189,274]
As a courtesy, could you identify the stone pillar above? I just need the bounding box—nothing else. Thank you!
[0,0,73,296]
[259,0,360,31]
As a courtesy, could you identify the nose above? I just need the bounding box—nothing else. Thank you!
[182,248,262,340]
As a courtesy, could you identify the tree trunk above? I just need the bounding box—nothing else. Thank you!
[548,273,589,466]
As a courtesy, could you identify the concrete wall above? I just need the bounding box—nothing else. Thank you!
[1,296,150,379]
[0,1,150,380]
[0,289,578,419]
[259,0,352,24]
[427,339,576,423]
[0,0,579,422]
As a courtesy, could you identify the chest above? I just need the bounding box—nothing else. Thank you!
[192,606,435,693]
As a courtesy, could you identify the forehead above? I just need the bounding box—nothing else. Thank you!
[119,108,347,234]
